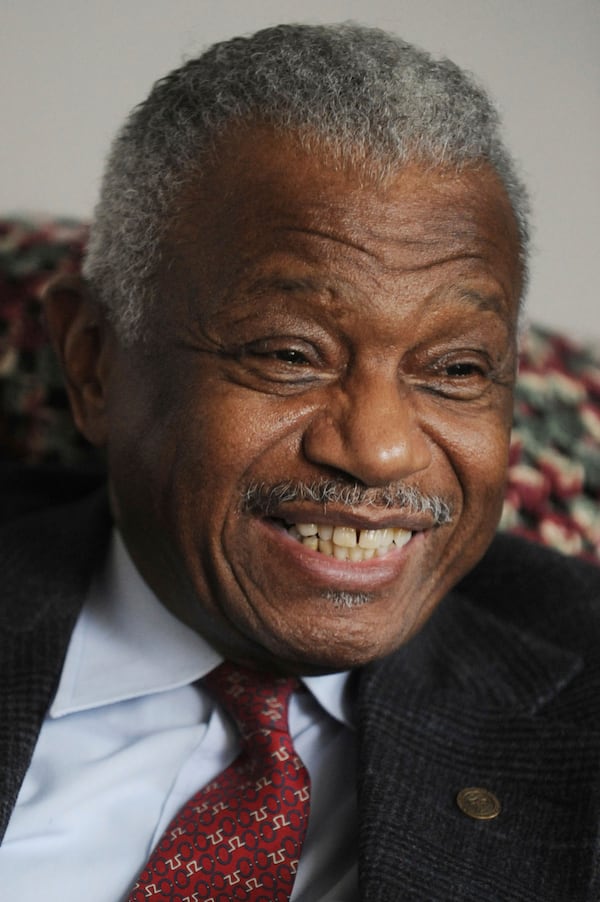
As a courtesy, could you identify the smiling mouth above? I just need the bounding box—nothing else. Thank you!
[283,521,412,561]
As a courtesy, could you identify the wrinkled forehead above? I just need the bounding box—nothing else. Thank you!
[156,124,523,331]
[176,122,520,242]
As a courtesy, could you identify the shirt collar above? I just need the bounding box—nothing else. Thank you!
[51,530,353,727]
[50,530,220,716]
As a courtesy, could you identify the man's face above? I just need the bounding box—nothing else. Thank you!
[101,129,522,673]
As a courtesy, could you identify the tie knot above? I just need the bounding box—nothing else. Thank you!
[204,661,299,741]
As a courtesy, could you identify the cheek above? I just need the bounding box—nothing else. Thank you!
[179,384,308,482]
[158,388,305,550]
[419,392,512,509]
[441,409,512,528]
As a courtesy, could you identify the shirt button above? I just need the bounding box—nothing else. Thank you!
[456,787,501,820]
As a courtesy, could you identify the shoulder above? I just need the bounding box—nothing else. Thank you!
[0,461,105,524]
[458,532,600,653]
[361,533,600,717]
[0,464,110,629]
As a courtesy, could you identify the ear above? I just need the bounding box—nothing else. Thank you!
[43,275,115,446]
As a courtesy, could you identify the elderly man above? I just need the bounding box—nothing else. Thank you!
[1,22,599,902]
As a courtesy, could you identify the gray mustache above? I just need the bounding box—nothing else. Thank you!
[241,479,453,526]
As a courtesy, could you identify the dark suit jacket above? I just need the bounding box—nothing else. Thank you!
[2,469,600,901]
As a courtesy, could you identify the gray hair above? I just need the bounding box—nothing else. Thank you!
[83,22,530,344]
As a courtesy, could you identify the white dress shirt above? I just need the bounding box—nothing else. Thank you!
[0,531,359,901]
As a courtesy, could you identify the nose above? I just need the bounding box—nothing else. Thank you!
[302,367,432,486]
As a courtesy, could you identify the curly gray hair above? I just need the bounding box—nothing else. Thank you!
[83,22,530,343]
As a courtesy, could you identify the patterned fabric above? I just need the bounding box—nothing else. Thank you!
[0,217,99,466]
[1,216,599,563]
[129,662,310,902]
[504,327,600,562]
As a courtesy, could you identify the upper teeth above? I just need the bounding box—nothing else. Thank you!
[286,522,412,560]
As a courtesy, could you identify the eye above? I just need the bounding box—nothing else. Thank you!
[444,361,485,378]
[265,348,311,366]
[219,336,330,391]
[416,350,500,401]
[242,341,316,370]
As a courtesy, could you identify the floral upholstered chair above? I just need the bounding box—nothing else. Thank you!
[2,216,600,563]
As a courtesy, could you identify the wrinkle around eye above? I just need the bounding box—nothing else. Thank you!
[169,329,336,394]
[407,349,513,400]
[415,365,514,402]
[232,356,320,385]
[172,329,226,357]
[208,345,335,395]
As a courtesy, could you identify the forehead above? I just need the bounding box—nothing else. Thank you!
[163,126,522,325]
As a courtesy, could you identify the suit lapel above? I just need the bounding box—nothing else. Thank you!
[0,486,110,840]
[356,582,600,901]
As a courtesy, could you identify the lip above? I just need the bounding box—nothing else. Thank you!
[253,515,427,592]
[266,504,437,533]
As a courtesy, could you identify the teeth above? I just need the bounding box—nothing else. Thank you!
[302,535,319,551]
[394,528,411,548]
[289,523,412,560]
[332,526,357,548]
[358,528,384,549]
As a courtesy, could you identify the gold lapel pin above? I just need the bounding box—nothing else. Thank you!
[456,787,501,820]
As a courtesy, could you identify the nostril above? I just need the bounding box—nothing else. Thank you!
[302,402,431,486]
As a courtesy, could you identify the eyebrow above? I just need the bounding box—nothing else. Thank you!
[240,277,508,319]
[453,287,506,315]
[245,275,325,297]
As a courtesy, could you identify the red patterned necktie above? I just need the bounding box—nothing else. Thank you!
[128,661,311,901]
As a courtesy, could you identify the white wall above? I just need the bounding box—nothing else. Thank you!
[2,0,598,338]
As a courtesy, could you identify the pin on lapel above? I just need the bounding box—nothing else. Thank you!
[456,787,501,821]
